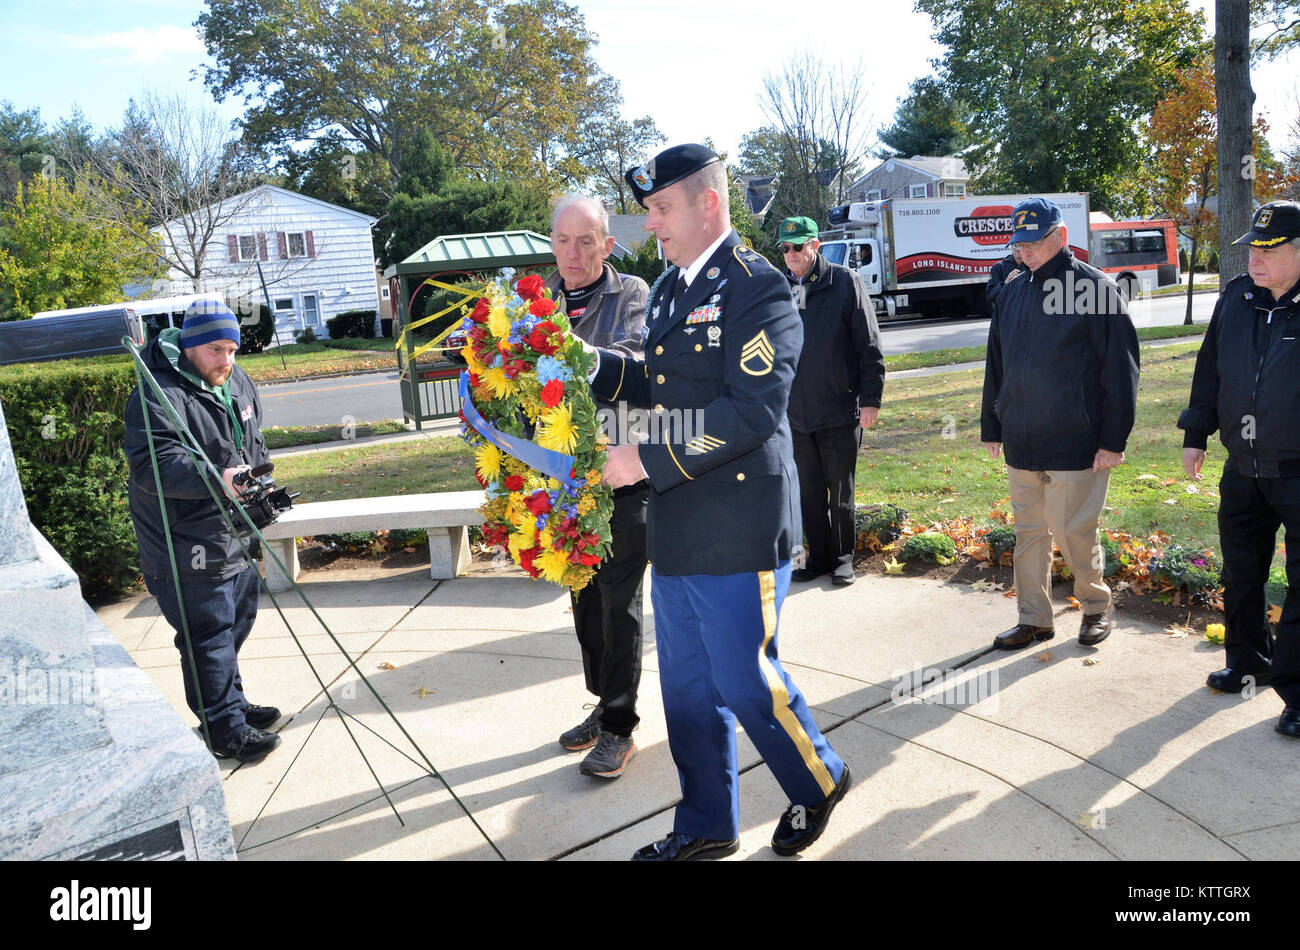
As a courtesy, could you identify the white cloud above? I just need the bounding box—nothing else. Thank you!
[59,24,204,64]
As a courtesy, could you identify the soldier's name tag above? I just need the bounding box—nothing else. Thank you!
[686,304,721,325]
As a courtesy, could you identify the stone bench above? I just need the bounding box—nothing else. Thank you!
[258,490,486,592]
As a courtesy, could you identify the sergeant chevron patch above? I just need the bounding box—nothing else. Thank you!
[740,330,775,376]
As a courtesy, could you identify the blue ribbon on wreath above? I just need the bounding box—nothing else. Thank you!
[459,372,583,488]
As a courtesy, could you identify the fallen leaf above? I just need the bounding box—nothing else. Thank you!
[1003,587,1018,598]
[1185,484,1199,494]
[1161,477,1177,486]
[1066,596,1082,610]
[1036,651,1054,663]
[1267,605,1283,624]
[1165,625,1191,639]
[1163,499,1179,506]
[936,554,956,565]
[378,661,398,670]
[1083,656,1100,666]
[1136,473,1158,481]
[412,685,435,699]
[884,556,905,575]
[970,578,1003,592]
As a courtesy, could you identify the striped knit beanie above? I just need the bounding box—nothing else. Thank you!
[180,300,241,347]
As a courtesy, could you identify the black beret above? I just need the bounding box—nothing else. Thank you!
[624,144,722,207]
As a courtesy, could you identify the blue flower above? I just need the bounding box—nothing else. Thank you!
[536,355,573,384]
[500,267,516,280]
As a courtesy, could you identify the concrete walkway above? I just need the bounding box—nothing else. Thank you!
[94,556,1299,862]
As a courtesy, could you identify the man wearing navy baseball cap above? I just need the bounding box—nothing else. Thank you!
[981,196,1140,653]
[1180,200,1300,739]
[124,299,282,763]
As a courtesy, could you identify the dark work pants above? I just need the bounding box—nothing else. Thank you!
[570,482,648,736]
[792,423,860,577]
[146,567,260,746]
[1218,467,1300,706]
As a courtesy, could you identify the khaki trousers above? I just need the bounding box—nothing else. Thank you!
[1006,466,1113,627]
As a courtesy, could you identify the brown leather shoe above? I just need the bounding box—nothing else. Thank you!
[993,624,1055,650]
[1078,610,1112,646]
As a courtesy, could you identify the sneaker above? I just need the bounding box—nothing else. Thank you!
[559,707,602,751]
[245,704,281,729]
[579,730,636,779]
[211,727,281,763]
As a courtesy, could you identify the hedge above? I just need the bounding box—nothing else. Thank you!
[0,359,139,597]
[325,309,377,339]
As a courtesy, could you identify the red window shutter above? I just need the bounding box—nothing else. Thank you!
[277,232,287,260]
[227,234,238,262]
[305,230,316,258]
[257,233,268,261]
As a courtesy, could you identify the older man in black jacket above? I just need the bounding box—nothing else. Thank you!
[981,197,1139,651]
[1179,200,1300,739]
[125,301,281,763]
[778,215,885,586]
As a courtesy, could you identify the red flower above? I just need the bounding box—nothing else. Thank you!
[474,470,487,488]
[468,373,480,388]
[467,326,488,342]
[504,474,524,492]
[528,321,561,355]
[470,298,490,323]
[519,546,542,578]
[516,274,545,301]
[529,297,557,317]
[525,491,552,516]
[540,378,565,407]
[482,522,509,547]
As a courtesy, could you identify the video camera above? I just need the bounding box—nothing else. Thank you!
[231,462,298,532]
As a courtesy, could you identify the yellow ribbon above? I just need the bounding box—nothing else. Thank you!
[394,277,479,361]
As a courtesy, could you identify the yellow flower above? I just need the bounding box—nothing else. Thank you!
[508,519,537,557]
[476,443,503,483]
[537,401,578,454]
[481,365,517,399]
[576,494,595,515]
[1204,623,1225,645]
[488,305,512,340]
[547,478,561,491]
[535,548,572,585]
[585,469,601,487]
[462,346,482,373]
[539,528,554,548]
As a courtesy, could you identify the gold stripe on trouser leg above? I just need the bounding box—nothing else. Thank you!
[756,570,836,797]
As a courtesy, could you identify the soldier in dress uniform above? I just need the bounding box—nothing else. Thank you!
[590,143,851,860]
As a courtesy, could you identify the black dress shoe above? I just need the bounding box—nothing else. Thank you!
[1206,666,1273,693]
[245,704,281,729]
[1078,611,1112,646]
[631,832,739,861]
[772,763,852,857]
[210,727,281,763]
[993,624,1055,650]
[1276,706,1300,738]
[792,567,827,583]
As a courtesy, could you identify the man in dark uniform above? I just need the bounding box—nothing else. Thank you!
[545,195,650,778]
[778,215,884,586]
[985,243,1024,315]
[592,144,850,860]
[1178,200,1300,739]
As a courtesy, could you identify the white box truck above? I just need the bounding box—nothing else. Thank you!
[819,193,1091,319]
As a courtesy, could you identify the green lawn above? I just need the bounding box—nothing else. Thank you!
[238,341,400,382]
[271,435,479,501]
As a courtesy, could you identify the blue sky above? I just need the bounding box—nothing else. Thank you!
[0,0,1295,163]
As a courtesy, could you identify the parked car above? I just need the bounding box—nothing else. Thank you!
[0,306,146,366]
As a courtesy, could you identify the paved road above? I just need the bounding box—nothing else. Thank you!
[260,292,1217,427]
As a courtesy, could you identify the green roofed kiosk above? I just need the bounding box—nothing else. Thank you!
[384,230,555,429]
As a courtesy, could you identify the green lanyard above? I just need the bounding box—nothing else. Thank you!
[213,383,245,453]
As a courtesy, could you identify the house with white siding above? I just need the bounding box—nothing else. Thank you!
[844,156,970,203]
[153,185,380,340]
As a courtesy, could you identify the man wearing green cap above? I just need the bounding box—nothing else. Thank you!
[778,215,884,586]
[1179,199,1300,739]
[125,300,282,763]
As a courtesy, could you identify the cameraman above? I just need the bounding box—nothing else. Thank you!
[124,301,281,763]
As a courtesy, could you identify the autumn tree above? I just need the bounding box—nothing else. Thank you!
[580,108,663,214]
[757,53,871,221]
[915,0,1206,215]
[0,174,165,320]
[197,0,613,189]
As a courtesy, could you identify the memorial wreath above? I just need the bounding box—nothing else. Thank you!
[458,270,613,591]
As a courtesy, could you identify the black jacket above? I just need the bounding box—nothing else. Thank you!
[125,331,270,580]
[785,253,884,432]
[592,231,803,575]
[980,248,1140,471]
[1178,273,1300,478]
[985,253,1020,314]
